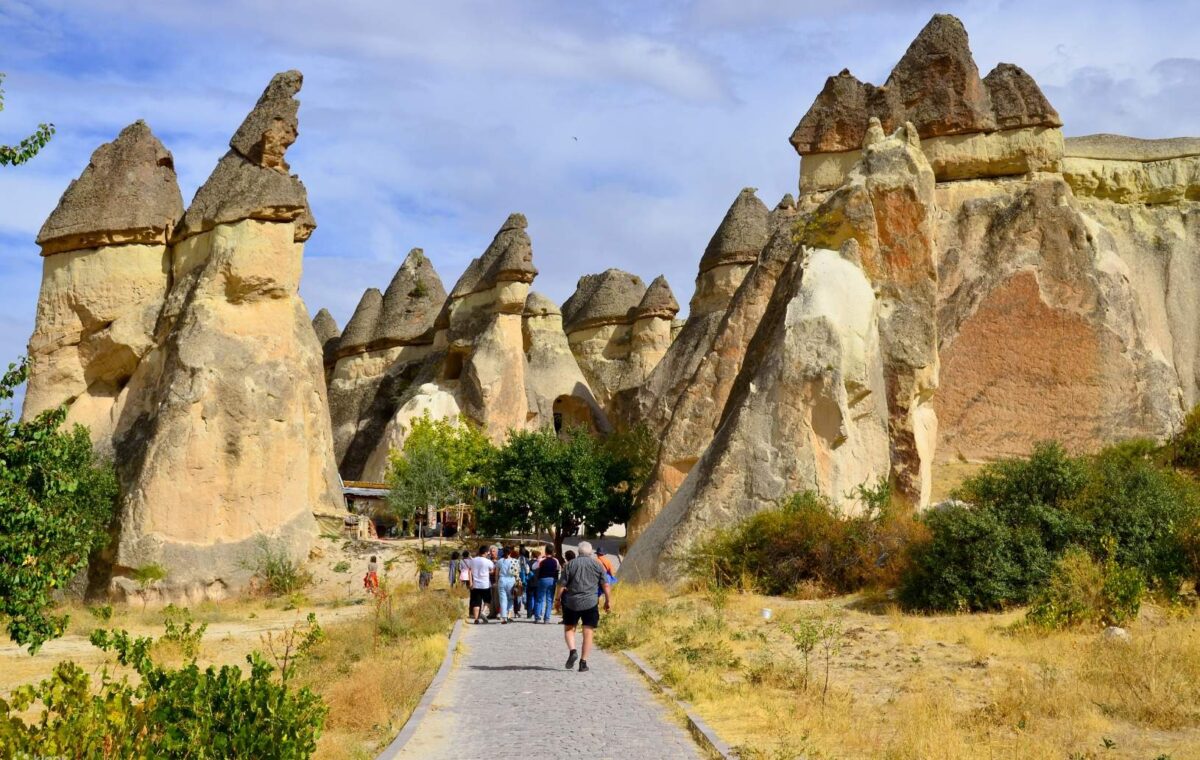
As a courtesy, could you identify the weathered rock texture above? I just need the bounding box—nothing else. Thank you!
[174,71,315,243]
[24,122,183,452]
[332,214,614,483]
[26,13,1200,591]
[561,268,679,419]
[793,14,1063,193]
[22,72,344,600]
[311,307,340,380]
[626,13,1200,580]
[523,292,609,434]
[625,124,939,581]
[327,249,446,479]
[630,197,800,539]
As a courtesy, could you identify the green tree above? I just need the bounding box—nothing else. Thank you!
[0,73,55,166]
[599,423,656,531]
[385,413,495,541]
[0,359,119,653]
[485,426,635,553]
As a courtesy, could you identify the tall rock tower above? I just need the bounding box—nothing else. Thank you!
[100,72,344,599]
[24,121,184,451]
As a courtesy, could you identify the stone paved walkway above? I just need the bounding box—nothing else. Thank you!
[390,616,704,759]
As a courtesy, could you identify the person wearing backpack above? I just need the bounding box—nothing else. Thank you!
[522,550,540,618]
[497,547,520,623]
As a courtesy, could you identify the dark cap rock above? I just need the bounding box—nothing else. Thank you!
[37,120,184,256]
[983,63,1062,130]
[883,14,994,139]
[230,70,302,171]
[174,72,314,242]
[448,213,538,299]
[561,269,647,332]
[373,248,447,347]
[337,288,383,357]
[311,308,340,366]
[634,275,680,320]
[791,15,1056,155]
[700,188,770,273]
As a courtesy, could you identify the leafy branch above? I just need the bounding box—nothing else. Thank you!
[0,73,55,166]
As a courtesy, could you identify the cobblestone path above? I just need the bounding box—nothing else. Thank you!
[390,617,704,759]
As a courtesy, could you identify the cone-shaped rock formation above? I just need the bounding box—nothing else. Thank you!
[104,71,342,601]
[24,122,183,452]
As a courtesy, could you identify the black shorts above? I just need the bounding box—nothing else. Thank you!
[469,588,491,609]
[562,605,600,628]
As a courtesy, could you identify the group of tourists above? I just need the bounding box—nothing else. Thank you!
[449,541,615,672]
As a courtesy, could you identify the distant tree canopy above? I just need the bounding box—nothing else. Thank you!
[385,414,496,532]
[0,359,118,653]
[0,73,55,166]
[481,424,655,553]
[383,415,654,550]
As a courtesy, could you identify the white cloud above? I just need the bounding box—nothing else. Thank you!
[1,0,1198,357]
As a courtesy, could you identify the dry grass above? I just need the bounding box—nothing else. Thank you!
[297,590,459,759]
[1,583,460,760]
[602,584,1200,760]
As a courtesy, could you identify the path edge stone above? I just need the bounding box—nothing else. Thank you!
[622,649,738,760]
[377,618,465,759]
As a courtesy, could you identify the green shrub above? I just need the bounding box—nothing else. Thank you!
[244,537,312,596]
[903,440,1199,612]
[160,605,208,658]
[1026,546,1144,630]
[901,443,1088,611]
[900,501,1049,611]
[690,483,926,597]
[1071,442,1200,593]
[1164,405,1200,472]
[0,627,326,758]
[0,358,120,652]
[331,560,351,573]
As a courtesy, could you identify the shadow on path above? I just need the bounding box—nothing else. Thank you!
[468,664,560,672]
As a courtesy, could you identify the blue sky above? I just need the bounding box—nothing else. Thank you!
[2,0,1199,410]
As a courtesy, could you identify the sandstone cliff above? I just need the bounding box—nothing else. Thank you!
[327,249,446,479]
[561,268,679,419]
[625,124,936,580]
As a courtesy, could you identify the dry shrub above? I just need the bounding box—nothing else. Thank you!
[690,485,929,597]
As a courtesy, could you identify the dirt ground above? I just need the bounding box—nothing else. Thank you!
[0,532,449,695]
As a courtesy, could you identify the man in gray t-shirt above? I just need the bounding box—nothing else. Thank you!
[555,541,612,672]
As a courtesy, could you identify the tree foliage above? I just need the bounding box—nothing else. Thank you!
[0,73,55,166]
[482,425,647,549]
[385,413,496,526]
[0,359,119,652]
[690,483,927,596]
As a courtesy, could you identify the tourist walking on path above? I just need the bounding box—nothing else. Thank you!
[487,546,501,619]
[534,548,559,623]
[448,551,461,589]
[522,550,540,617]
[467,545,495,624]
[556,541,612,672]
[497,548,519,622]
